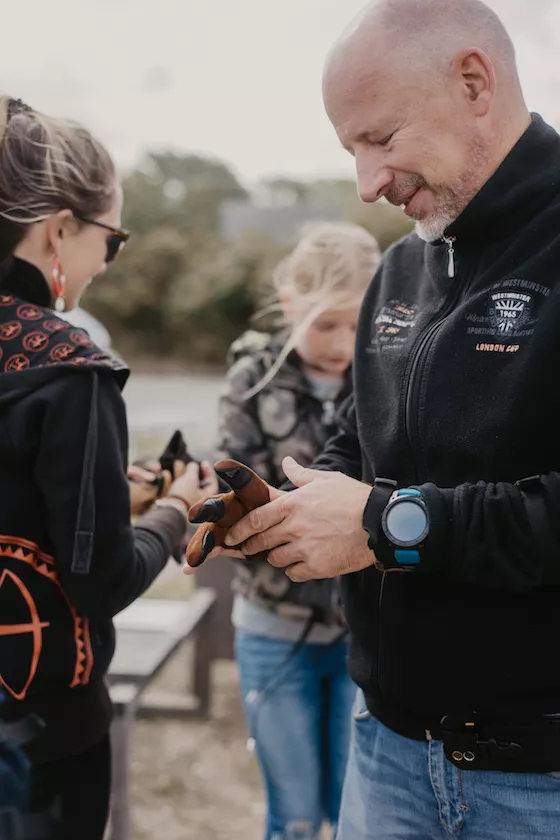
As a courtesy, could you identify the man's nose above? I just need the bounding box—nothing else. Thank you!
[355,152,393,204]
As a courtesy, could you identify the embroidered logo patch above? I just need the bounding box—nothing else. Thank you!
[368,301,419,353]
[466,278,548,353]
[488,292,532,336]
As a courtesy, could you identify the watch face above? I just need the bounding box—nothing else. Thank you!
[384,499,428,547]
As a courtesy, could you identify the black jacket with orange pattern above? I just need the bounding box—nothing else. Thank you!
[0,258,185,762]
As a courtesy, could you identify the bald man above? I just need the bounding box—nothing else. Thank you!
[197,1,560,836]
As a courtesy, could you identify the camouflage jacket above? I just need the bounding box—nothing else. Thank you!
[216,330,352,626]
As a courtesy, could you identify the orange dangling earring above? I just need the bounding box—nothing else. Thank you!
[52,258,66,312]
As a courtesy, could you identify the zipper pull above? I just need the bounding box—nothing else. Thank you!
[443,236,456,278]
[322,399,336,427]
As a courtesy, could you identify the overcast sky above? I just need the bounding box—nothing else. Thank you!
[4,0,560,184]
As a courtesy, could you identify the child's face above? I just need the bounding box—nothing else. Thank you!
[293,302,361,377]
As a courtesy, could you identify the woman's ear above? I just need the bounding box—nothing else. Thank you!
[44,209,75,256]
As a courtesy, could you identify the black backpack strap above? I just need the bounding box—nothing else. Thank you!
[71,372,99,574]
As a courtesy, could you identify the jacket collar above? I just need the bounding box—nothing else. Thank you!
[0,258,51,308]
[442,114,560,245]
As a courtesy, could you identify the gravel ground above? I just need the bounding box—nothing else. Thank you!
[130,656,266,840]
[124,373,334,840]
[124,372,267,839]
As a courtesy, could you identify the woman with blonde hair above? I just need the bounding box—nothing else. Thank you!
[0,96,217,838]
[217,221,381,840]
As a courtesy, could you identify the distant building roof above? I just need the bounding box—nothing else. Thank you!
[219,198,343,243]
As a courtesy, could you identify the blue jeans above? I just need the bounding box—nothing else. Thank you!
[235,630,356,840]
[337,692,560,840]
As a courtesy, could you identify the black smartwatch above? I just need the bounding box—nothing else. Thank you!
[363,481,429,571]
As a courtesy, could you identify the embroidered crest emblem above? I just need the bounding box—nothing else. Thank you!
[488,292,532,336]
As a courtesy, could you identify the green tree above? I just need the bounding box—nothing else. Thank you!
[84,153,413,368]
[121,152,247,235]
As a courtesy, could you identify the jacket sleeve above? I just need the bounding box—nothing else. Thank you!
[410,474,560,590]
[35,371,185,618]
[215,357,276,485]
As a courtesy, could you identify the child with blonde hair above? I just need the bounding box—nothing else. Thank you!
[217,221,381,840]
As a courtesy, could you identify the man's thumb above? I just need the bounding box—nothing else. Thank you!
[282,456,322,487]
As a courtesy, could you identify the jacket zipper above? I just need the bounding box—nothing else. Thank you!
[374,236,466,717]
[402,236,462,482]
[375,236,462,710]
[443,235,456,278]
[321,398,336,427]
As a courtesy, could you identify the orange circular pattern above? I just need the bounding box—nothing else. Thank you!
[49,343,75,363]
[69,330,93,349]
[23,332,49,353]
[43,319,67,334]
[16,305,43,321]
[0,322,22,341]
[5,354,30,372]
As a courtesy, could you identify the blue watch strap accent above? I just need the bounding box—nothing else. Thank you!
[395,549,421,567]
[397,489,421,498]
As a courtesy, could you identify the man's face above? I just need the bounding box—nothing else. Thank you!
[323,59,490,241]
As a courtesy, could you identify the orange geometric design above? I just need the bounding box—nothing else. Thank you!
[0,569,50,700]
[50,343,75,363]
[5,354,30,372]
[0,321,22,341]
[16,304,43,321]
[0,294,14,306]
[68,613,94,687]
[0,535,94,695]
[43,319,67,334]
[23,332,49,353]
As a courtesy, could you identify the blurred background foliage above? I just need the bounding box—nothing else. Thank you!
[87,151,413,366]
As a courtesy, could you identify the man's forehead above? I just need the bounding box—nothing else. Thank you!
[324,32,401,111]
[323,59,397,133]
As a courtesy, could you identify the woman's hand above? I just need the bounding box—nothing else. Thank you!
[127,464,172,515]
[167,460,219,509]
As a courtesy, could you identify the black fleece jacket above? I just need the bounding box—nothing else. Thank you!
[313,115,560,738]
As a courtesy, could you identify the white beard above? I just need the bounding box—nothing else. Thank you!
[415,212,456,243]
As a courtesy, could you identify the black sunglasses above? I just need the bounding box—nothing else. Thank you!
[74,215,130,263]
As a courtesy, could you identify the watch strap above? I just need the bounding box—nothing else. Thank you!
[362,479,397,567]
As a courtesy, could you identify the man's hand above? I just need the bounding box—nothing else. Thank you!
[224,456,376,582]
[183,460,283,572]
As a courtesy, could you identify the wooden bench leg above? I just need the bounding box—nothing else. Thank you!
[192,600,216,717]
[108,687,138,840]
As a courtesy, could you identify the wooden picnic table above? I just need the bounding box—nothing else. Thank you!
[106,588,217,840]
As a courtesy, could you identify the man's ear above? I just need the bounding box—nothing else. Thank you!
[453,48,495,118]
